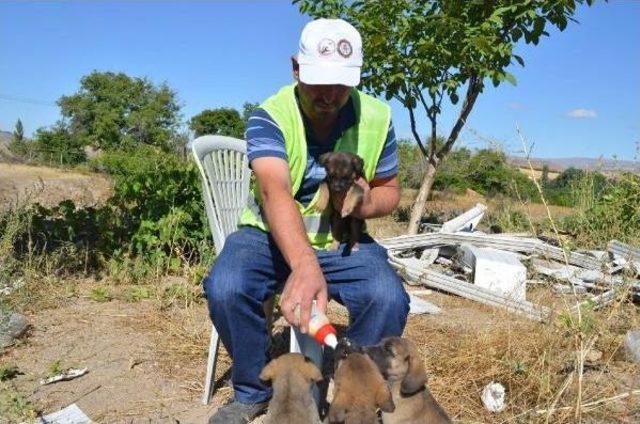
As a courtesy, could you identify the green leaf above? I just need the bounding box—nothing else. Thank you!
[504,72,517,86]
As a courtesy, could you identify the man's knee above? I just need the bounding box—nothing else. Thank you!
[203,258,243,309]
[362,264,409,318]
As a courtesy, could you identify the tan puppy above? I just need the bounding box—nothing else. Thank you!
[329,351,395,424]
[259,353,323,424]
[363,337,452,424]
[315,151,365,251]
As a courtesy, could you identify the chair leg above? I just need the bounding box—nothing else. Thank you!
[202,324,221,405]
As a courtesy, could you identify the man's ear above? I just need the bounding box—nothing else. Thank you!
[291,56,300,81]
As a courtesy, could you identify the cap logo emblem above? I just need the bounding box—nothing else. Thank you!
[337,39,353,58]
[317,38,336,56]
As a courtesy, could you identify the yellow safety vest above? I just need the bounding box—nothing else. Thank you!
[239,83,390,249]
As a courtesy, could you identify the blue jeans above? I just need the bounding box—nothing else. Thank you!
[203,226,410,404]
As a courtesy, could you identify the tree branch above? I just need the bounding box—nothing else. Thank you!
[437,73,483,161]
[407,104,428,157]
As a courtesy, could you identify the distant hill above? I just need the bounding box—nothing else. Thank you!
[509,156,640,174]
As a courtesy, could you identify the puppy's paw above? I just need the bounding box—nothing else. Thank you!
[329,240,340,251]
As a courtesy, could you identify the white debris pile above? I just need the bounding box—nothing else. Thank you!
[382,203,640,321]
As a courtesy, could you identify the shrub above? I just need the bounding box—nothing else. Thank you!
[8,146,214,280]
[561,172,640,247]
[398,142,539,201]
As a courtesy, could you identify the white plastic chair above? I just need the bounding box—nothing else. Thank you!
[190,135,323,405]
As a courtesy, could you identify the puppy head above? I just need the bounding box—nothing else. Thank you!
[333,337,362,371]
[319,151,364,193]
[364,337,428,395]
[259,353,323,385]
[329,352,394,423]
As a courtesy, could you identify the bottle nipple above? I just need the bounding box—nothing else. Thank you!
[294,302,338,349]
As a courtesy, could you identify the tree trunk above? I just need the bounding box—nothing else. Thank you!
[407,161,438,234]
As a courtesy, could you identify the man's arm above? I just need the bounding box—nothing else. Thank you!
[250,157,328,333]
[351,175,401,220]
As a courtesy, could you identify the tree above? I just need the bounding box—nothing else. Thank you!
[13,119,24,142]
[189,108,245,138]
[33,121,86,165]
[541,164,550,187]
[58,71,181,150]
[297,0,596,234]
[242,102,260,123]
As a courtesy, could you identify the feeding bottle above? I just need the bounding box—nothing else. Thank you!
[295,303,338,349]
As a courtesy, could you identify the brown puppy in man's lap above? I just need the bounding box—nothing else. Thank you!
[315,151,365,251]
[363,337,452,424]
[259,353,323,424]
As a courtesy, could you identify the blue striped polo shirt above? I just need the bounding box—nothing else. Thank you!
[246,93,398,206]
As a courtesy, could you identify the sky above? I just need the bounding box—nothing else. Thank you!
[1,1,638,160]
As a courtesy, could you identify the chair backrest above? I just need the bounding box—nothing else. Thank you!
[190,135,251,253]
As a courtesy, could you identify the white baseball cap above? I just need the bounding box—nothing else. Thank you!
[297,18,363,87]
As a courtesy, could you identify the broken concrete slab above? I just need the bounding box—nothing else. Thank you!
[459,244,527,302]
[0,310,28,348]
[608,240,640,275]
[408,293,441,315]
[29,403,94,424]
[381,232,602,269]
[531,259,620,289]
[419,248,439,265]
[389,252,549,321]
[553,284,587,295]
[624,330,640,364]
[440,203,487,233]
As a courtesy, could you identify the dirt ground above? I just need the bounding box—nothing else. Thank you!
[0,283,510,423]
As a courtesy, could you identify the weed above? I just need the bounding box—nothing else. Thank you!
[47,360,63,377]
[123,285,154,302]
[0,382,37,422]
[89,286,112,303]
[0,364,19,382]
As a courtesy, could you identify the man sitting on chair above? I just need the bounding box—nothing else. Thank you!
[204,18,410,424]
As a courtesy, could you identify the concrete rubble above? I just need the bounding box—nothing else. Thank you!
[625,330,640,364]
[0,309,28,348]
[383,203,640,321]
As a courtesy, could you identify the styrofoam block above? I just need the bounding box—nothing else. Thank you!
[460,244,527,302]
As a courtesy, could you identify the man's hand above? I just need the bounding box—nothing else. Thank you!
[280,252,328,333]
[350,177,373,219]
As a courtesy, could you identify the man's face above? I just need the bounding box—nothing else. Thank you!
[292,58,352,122]
[297,82,352,122]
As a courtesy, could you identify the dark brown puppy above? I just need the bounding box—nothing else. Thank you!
[329,349,395,424]
[315,151,365,251]
[363,337,452,424]
[259,353,323,424]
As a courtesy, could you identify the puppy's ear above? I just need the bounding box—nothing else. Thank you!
[319,152,332,168]
[259,360,276,383]
[376,383,395,413]
[400,341,428,395]
[302,356,323,383]
[351,155,364,177]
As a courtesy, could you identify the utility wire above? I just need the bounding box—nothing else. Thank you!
[0,94,57,107]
